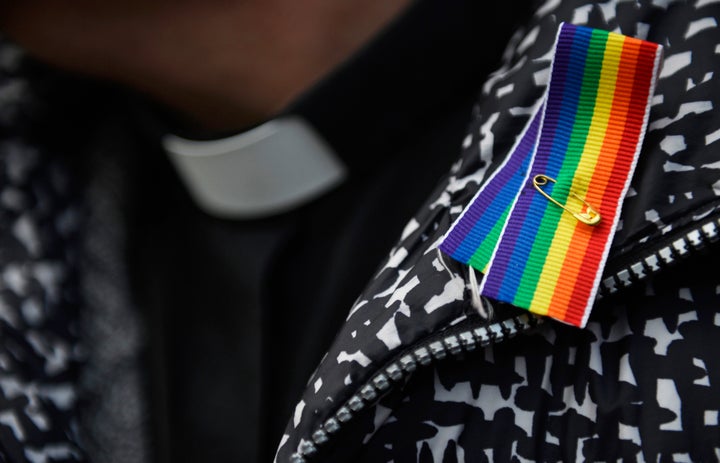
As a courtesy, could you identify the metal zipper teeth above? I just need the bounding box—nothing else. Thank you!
[598,215,720,297]
[291,215,720,463]
[289,312,543,463]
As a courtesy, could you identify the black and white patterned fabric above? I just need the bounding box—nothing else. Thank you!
[275,0,720,461]
[0,42,86,462]
[0,37,152,463]
[356,253,720,462]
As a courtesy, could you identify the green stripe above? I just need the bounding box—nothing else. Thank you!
[513,29,609,307]
[468,204,511,272]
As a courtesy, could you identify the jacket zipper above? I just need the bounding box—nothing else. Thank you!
[598,212,720,296]
[289,312,543,463]
[288,212,720,463]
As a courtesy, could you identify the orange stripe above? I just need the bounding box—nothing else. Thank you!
[545,37,642,322]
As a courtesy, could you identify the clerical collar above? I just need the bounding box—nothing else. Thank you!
[163,117,346,219]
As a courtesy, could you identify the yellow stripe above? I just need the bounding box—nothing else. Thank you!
[529,33,625,313]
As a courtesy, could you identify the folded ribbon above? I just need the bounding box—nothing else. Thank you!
[440,23,663,327]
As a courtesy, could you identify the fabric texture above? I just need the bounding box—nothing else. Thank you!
[357,254,720,462]
[0,42,86,463]
[77,128,150,463]
[275,0,720,461]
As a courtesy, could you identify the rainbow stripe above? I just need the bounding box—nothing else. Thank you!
[439,108,541,271]
[441,23,662,327]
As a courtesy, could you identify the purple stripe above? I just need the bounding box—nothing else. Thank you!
[442,110,542,258]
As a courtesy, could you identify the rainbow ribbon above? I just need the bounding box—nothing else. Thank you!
[440,23,663,327]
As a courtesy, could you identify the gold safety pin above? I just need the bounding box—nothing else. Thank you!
[532,174,601,226]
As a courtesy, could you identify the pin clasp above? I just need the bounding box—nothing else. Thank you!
[532,174,601,226]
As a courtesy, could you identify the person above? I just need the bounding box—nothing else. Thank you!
[1,1,719,463]
[0,1,529,462]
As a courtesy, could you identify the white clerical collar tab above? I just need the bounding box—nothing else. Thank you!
[163,117,346,219]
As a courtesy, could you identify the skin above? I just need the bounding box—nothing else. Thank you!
[0,0,411,131]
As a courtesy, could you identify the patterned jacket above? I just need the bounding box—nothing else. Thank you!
[275,0,720,461]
